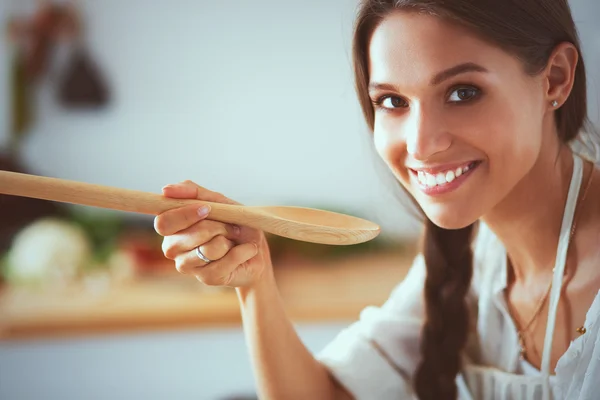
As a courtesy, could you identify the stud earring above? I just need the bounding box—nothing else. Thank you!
[552,100,559,107]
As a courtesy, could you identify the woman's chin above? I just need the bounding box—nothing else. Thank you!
[422,206,477,230]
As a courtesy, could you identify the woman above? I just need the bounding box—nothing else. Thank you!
[154,0,600,399]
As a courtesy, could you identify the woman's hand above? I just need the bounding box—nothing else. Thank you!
[154,180,273,288]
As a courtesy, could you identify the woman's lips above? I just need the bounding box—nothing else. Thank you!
[410,160,482,196]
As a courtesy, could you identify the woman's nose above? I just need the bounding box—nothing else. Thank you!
[405,106,452,161]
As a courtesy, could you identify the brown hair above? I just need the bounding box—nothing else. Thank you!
[351,1,591,398]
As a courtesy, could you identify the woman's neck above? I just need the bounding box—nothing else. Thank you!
[482,139,575,285]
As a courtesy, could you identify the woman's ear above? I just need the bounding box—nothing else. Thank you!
[544,42,578,109]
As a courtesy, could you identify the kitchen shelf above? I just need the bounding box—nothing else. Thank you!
[0,249,415,341]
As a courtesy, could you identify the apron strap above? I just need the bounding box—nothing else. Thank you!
[540,154,584,398]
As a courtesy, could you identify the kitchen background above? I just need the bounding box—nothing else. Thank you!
[0,1,598,399]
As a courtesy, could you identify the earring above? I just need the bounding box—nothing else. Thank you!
[552,100,559,107]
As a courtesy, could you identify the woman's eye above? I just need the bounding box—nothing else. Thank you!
[378,96,408,109]
[448,87,480,103]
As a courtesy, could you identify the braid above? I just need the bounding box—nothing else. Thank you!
[414,220,474,399]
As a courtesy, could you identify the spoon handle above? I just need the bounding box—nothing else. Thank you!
[0,170,250,225]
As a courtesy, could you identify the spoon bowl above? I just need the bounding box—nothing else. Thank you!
[230,205,380,245]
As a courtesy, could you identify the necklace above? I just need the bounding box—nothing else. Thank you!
[512,160,594,360]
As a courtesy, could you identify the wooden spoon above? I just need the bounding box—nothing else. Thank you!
[0,171,380,245]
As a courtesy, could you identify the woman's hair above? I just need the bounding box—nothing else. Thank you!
[351,1,591,398]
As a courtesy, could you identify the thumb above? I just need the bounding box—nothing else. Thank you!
[162,181,200,199]
[162,180,240,205]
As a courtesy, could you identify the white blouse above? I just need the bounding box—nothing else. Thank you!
[317,154,600,400]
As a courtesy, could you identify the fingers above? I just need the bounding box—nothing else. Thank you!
[161,220,239,260]
[155,180,242,236]
[154,203,211,236]
[175,235,236,273]
[156,180,259,286]
[174,240,258,286]
[193,243,259,286]
[162,180,238,205]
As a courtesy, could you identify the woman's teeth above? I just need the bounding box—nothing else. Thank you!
[417,165,471,187]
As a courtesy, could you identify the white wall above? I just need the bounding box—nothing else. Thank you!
[571,0,600,124]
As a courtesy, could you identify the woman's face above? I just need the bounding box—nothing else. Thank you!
[368,12,548,229]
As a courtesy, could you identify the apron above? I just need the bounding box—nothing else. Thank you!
[460,154,585,400]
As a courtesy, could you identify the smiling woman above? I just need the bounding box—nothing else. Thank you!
[363,10,587,229]
[151,1,600,399]
[314,1,600,399]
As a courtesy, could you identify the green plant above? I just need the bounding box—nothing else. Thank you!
[0,252,8,282]
[66,209,125,267]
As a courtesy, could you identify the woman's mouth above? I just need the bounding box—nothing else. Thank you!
[409,160,482,196]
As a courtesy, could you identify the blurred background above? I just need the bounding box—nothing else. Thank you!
[0,1,598,399]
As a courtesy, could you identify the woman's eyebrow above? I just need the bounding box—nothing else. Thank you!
[368,62,488,92]
[430,62,488,85]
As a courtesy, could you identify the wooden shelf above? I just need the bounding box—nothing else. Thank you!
[0,250,414,341]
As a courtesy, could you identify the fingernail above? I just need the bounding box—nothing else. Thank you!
[198,205,210,217]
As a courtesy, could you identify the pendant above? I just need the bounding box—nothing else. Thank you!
[518,333,526,359]
[576,326,586,335]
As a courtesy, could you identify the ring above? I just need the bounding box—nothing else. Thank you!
[195,246,212,263]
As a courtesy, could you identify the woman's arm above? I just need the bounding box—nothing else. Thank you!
[236,269,352,400]
[237,254,431,400]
